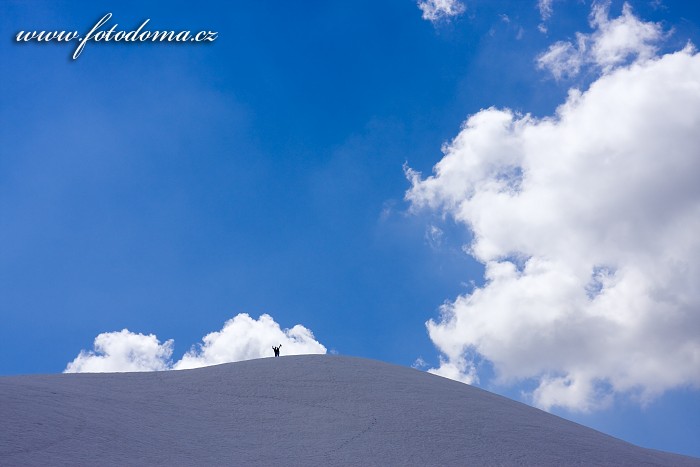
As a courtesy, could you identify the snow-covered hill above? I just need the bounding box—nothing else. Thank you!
[1,355,698,466]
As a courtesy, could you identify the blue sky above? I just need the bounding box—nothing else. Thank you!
[2,0,700,458]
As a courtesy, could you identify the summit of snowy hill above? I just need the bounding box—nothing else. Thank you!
[1,355,698,466]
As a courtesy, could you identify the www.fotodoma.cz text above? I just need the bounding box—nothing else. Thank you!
[16,13,218,60]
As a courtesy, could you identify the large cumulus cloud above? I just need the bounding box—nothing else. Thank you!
[406,41,700,411]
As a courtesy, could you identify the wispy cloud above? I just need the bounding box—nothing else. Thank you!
[537,1,664,79]
[407,40,700,411]
[538,0,555,21]
[425,224,444,250]
[411,357,428,369]
[418,0,466,24]
[537,0,556,33]
[65,314,327,373]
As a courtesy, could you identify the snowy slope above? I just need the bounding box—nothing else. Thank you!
[1,355,698,466]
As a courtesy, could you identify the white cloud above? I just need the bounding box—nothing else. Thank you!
[174,313,326,370]
[428,355,477,385]
[425,224,444,249]
[406,45,700,411]
[65,329,173,373]
[538,0,554,21]
[65,314,326,373]
[536,36,588,78]
[537,2,664,79]
[418,0,466,23]
[537,0,556,33]
[412,357,428,369]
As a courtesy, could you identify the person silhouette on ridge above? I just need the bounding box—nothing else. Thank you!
[272,344,282,357]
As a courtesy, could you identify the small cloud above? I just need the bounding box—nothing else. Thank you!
[418,0,466,24]
[649,0,666,10]
[538,0,555,22]
[537,38,586,79]
[65,330,173,373]
[537,1,665,79]
[427,357,478,384]
[380,199,397,221]
[65,314,327,373]
[175,313,326,370]
[495,13,525,41]
[425,224,444,249]
[412,357,428,369]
